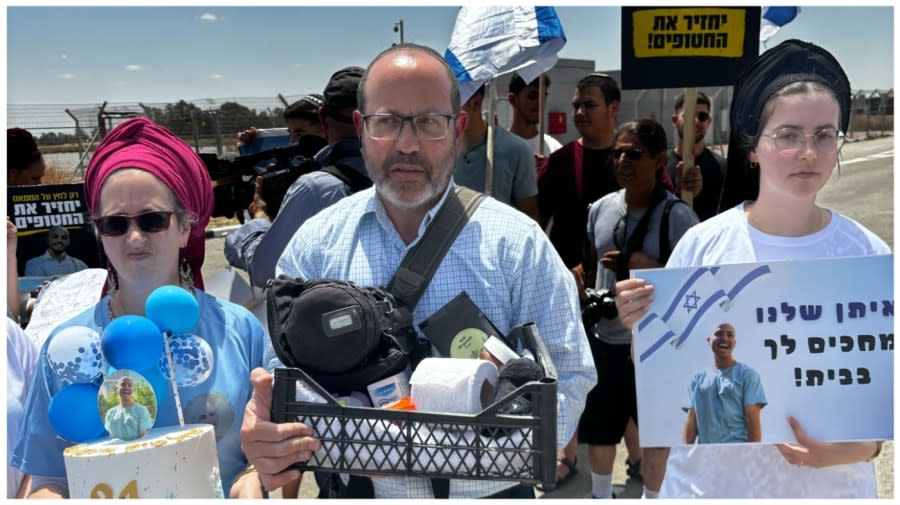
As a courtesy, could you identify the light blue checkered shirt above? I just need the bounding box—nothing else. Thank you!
[276,180,596,498]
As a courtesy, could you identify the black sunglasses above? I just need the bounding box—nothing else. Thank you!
[696,112,711,122]
[612,148,647,161]
[92,211,176,236]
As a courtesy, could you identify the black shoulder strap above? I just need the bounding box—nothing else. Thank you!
[659,197,686,265]
[386,185,485,311]
[320,163,373,194]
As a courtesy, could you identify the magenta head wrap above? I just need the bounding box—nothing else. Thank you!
[84,117,213,289]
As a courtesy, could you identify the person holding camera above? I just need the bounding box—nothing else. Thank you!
[580,119,698,499]
[239,42,596,499]
[225,67,370,288]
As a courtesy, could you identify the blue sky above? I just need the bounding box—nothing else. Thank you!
[6,5,895,105]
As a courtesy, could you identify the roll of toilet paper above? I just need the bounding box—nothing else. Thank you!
[409,358,499,415]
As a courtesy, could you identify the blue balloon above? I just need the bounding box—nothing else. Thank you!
[101,315,164,371]
[47,326,106,385]
[145,285,200,334]
[49,383,105,443]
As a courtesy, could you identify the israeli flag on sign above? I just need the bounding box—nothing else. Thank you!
[637,265,772,363]
[760,6,800,42]
[444,6,566,106]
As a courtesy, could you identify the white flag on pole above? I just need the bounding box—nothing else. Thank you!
[444,6,566,106]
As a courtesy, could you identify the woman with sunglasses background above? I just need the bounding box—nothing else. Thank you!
[615,40,889,498]
[577,118,699,499]
[12,117,274,498]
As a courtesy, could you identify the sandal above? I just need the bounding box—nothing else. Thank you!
[535,456,578,491]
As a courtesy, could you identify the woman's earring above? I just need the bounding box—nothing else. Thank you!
[749,161,759,169]
[179,258,193,290]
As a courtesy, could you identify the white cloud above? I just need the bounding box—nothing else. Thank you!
[199,13,218,22]
[210,74,224,80]
[125,64,145,71]
[60,53,68,60]
[57,73,76,80]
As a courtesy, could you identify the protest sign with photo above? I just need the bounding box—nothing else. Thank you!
[633,255,893,446]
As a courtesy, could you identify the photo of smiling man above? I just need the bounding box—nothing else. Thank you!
[683,322,768,444]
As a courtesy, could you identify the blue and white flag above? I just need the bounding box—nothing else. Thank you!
[444,6,566,106]
[760,6,800,42]
[637,264,772,363]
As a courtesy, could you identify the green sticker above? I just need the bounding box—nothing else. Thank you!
[450,328,489,359]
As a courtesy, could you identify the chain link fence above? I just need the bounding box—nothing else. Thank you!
[8,94,318,179]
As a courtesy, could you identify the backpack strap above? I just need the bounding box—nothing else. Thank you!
[320,163,373,194]
[387,185,485,312]
[659,197,686,265]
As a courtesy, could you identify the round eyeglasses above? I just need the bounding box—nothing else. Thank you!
[362,113,455,141]
[760,127,845,154]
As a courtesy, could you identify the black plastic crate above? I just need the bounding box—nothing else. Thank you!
[270,322,559,489]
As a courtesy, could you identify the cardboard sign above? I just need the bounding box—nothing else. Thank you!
[621,6,761,89]
[633,255,893,446]
[8,183,103,275]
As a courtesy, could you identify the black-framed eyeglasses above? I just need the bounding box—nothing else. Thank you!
[612,148,648,161]
[362,113,456,141]
[696,112,711,122]
[92,211,176,236]
[760,127,845,154]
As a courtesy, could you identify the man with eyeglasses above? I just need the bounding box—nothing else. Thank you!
[666,91,725,221]
[239,42,596,499]
[225,67,371,288]
[454,84,540,222]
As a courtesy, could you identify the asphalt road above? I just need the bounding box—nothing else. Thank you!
[200,136,894,499]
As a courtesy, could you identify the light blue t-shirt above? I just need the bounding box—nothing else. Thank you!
[454,127,537,205]
[104,403,153,440]
[12,289,273,497]
[684,361,767,443]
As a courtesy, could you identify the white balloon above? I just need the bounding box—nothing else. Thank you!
[159,334,214,387]
[47,326,105,384]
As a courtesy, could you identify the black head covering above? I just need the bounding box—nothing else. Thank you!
[719,39,851,211]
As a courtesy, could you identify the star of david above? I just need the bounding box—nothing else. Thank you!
[683,290,701,313]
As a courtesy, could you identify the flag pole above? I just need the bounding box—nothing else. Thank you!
[485,79,495,196]
[538,74,546,156]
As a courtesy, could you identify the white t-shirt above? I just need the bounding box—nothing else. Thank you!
[523,133,562,157]
[660,202,890,498]
[7,318,38,498]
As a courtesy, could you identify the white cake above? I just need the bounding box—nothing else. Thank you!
[63,423,223,499]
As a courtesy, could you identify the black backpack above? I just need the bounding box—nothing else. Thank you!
[320,163,372,194]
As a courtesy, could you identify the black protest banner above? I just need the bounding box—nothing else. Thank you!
[621,6,761,89]
[8,183,103,275]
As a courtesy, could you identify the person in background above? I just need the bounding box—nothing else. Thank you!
[12,117,273,498]
[7,317,38,498]
[24,226,88,277]
[666,91,726,221]
[581,119,698,498]
[237,94,326,147]
[454,84,540,221]
[225,68,370,288]
[507,73,563,165]
[615,39,888,499]
[239,42,596,499]
[7,128,46,186]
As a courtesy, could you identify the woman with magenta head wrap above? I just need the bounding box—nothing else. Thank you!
[12,117,274,498]
[614,40,888,498]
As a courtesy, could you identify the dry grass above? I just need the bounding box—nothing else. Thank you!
[41,163,73,184]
